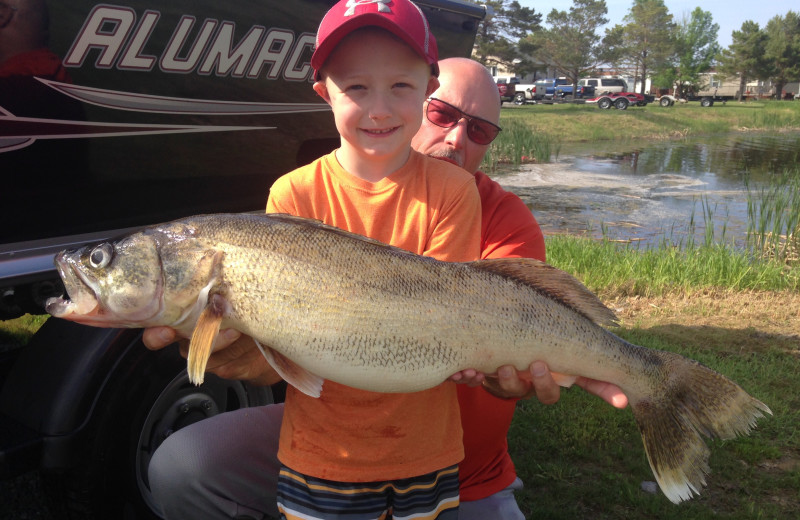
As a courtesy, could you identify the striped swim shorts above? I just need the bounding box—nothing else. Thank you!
[276,464,460,520]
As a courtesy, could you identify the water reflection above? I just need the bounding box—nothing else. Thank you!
[492,132,800,247]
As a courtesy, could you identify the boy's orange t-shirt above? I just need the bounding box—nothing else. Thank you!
[266,149,481,482]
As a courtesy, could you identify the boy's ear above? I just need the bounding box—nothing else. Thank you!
[313,81,332,105]
[425,76,440,98]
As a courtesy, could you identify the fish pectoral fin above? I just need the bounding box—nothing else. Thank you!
[253,340,324,398]
[186,294,226,385]
[551,372,577,388]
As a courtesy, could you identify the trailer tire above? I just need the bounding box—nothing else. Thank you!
[597,97,612,109]
[614,98,629,110]
[42,339,275,520]
[700,97,714,107]
[659,97,672,107]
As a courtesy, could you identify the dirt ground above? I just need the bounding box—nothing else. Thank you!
[608,289,800,347]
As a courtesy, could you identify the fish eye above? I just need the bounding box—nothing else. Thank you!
[89,243,114,269]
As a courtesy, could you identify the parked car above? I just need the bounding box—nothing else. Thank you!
[587,92,654,110]
[496,77,519,104]
[579,77,627,94]
[531,78,594,100]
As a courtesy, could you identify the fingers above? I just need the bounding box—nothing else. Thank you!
[142,327,177,350]
[485,363,561,403]
[214,328,242,350]
[144,326,277,385]
[575,377,628,409]
[450,369,485,387]
[178,328,241,361]
[207,335,280,385]
[477,365,535,401]
[491,365,533,399]
[454,363,562,402]
[528,361,560,405]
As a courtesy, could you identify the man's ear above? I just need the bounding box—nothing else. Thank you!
[425,76,440,97]
[313,81,332,105]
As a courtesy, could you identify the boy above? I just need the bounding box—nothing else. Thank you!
[266,1,481,518]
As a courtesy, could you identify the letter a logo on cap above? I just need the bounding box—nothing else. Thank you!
[345,0,391,16]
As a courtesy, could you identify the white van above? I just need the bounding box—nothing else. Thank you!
[579,77,628,94]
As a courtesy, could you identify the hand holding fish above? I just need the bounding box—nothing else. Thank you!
[142,326,282,386]
[452,363,628,407]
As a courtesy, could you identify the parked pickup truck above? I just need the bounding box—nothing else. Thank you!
[497,77,520,104]
[0,1,486,518]
[516,78,595,103]
[513,82,538,104]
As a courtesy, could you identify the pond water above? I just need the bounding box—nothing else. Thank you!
[491,132,800,247]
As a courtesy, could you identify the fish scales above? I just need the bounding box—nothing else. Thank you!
[46,212,771,505]
[205,216,616,391]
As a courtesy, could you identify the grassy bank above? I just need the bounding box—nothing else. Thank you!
[484,99,800,168]
[546,235,800,296]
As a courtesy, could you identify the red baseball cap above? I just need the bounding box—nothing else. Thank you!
[311,0,439,81]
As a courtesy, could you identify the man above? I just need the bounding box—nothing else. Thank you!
[413,57,626,519]
[144,58,626,520]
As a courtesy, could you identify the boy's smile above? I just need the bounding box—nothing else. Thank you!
[313,27,439,182]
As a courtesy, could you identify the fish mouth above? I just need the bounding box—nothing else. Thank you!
[46,248,167,327]
[45,251,102,320]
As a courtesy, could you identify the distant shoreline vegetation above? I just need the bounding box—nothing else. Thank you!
[483,100,800,168]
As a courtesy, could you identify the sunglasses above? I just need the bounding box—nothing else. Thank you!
[425,98,502,145]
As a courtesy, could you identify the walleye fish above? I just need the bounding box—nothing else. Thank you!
[46,213,771,504]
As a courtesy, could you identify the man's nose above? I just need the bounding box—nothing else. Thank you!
[443,118,469,147]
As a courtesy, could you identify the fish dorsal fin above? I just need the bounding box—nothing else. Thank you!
[253,340,324,398]
[265,213,421,257]
[468,258,618,327]
[187,294,227,385]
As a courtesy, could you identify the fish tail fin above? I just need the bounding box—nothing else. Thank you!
[187,294,227,385]
[630,352,772,504]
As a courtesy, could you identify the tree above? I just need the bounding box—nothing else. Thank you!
[763,11,800,100]
[472,1,542,77]
[601,0,676,94]
[673,8,720,98]
[717,21,770,101]
[528,0,609,88]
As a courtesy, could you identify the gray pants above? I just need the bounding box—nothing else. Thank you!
[148,403,525,520]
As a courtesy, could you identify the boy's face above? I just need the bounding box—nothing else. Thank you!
[313,28,439,176]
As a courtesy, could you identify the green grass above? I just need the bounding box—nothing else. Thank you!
[747,169,800,264]
[0,313,48,351]
[544,235,800,296]
[482,118,558,172]
[510,329,798,519]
